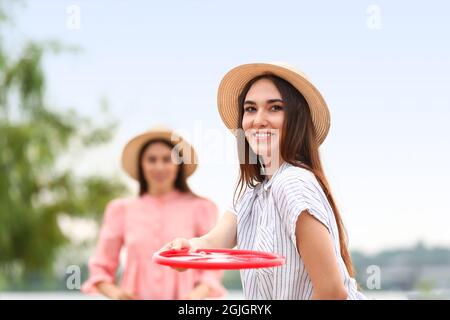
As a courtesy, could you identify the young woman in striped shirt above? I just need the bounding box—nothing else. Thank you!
[163,63,366,300]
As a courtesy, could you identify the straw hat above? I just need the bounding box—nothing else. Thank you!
[121,126,197,180]
[217,62,330,145]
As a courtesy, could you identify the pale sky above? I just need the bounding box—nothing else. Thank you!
[6,0,450,254]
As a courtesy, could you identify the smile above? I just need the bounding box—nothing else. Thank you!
[253,133,273,137]
[252,132,275,141]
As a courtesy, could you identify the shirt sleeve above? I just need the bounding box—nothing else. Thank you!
[193,198,227,298]
[272,168,331,251]
[81,199,125,294]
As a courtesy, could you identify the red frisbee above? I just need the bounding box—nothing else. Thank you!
[153,248,285,270]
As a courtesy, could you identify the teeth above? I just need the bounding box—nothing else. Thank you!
[254,133,273,137]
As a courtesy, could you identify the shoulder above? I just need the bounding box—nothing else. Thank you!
[106,195,156,214]
[238,186,256,200]
[272,163,318,193]
[231,186,256,212]
[271,164,332,232]
[281,163,316,180]
[102,197,133,224]
[189,194,218,214]
[194,195,216,207]
[105,197,132,212]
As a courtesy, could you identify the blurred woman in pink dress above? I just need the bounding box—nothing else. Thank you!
[81,126,226,300]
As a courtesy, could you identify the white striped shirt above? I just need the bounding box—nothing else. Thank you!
[230,162,366,300]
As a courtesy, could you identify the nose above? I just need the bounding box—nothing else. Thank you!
[155,160,165,171]
[253,108,268,128]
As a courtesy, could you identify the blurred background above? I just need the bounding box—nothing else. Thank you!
[1,0,449,299]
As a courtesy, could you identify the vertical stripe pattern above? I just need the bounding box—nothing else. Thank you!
[229,162,366,300]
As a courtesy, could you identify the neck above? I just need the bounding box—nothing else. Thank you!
[260,155,284,179]
[148,185,175,197]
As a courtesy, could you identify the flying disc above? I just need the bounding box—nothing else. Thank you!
[153,248,285,270]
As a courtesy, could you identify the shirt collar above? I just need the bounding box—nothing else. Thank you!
[142,189,181,202]
[260,161,290,192]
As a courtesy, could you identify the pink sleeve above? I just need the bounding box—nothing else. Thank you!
[194,199,227,298]
[81,199,125,294]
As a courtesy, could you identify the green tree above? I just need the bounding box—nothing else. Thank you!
[0,2,128,289]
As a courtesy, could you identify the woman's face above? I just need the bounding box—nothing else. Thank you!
[241,78,285,164]
[140,142,179,192]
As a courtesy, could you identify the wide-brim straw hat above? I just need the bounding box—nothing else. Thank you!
[217,62,330,145]
[121,126,197,180]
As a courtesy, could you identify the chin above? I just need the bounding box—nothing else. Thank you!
[151,180,169,186]
[251,145,276,157]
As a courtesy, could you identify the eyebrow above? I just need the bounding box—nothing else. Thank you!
[243,98,284,105]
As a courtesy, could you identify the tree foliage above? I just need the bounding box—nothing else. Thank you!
[0,2,128,288]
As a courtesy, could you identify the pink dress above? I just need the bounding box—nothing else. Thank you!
[81,190,226,299]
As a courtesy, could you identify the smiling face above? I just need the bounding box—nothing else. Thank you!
[140,141,179,194]
[241,78,285,166]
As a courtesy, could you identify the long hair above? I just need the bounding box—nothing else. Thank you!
[137,139,193,196]
[234,74,355,277]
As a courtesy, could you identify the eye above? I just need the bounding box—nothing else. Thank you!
[163,156,172,163]
[270,105,284,111]
[146,156,157,163]
[244,106,256,113]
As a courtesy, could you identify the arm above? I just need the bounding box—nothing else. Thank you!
[81,200,135,300]
[295,210,348,300]
[187,201,231,299]
[194,210,237,249]
[168,210,237,251]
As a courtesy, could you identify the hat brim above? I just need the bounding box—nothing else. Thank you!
[121,129,197,180]
[217,63,330,145]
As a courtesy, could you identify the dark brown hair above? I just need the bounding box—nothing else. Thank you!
[137,139,193,196]
[234,74,355,277]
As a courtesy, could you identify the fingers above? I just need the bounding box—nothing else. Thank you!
[170,238,191,251]
[160,238,191,252]
[160,242,174,251]
[119,293,133,300]
[125,292,137,300]
[158,238,191,272]
[171,239,189,272]
[113,289,135,300]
